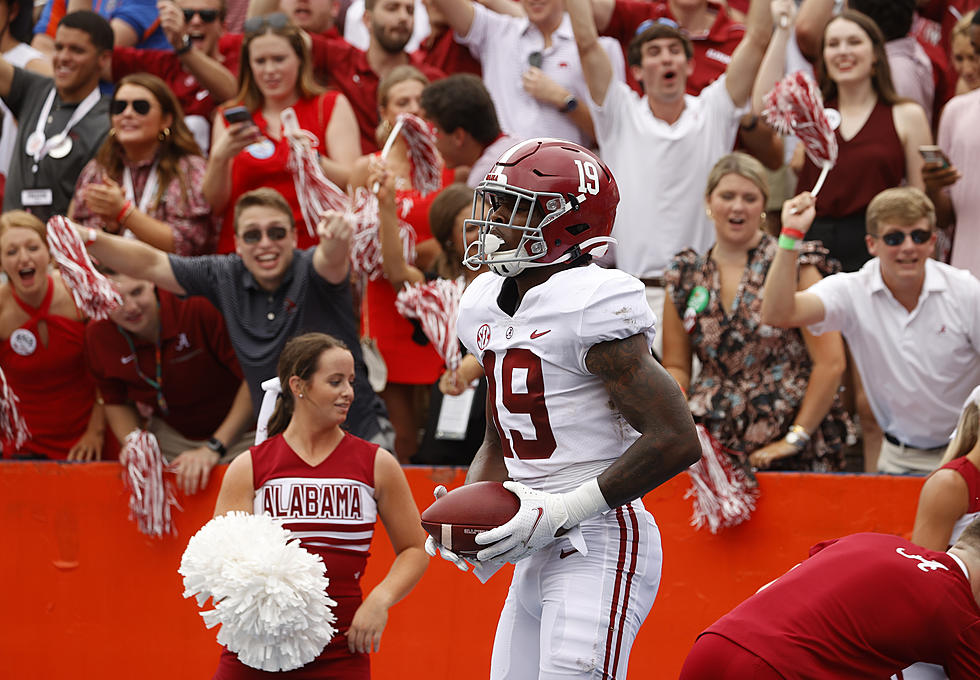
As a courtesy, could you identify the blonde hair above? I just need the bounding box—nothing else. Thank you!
[940,400,980,466]
[0,210,47,246]
[952,10,976,42]
[374,65,429,148]
[865,187,936,234]
[704,152,770,205]
[266,333,350,438]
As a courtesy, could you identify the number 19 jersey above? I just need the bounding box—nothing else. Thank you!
[456,264,657,493]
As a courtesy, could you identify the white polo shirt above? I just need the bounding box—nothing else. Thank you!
[807,258,980,448]
[590,77,744,278]
[456,5,625,148]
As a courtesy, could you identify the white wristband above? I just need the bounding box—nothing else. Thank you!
[561,478,611,530]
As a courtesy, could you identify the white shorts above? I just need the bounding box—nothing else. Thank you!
[489,500,662,680]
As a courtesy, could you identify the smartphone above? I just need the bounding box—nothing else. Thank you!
[223,105,253,126]
[919,145,950,168]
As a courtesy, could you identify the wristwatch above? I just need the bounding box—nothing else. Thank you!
[175,34,192,55]
[559,95,578,114]
[206,437,227,457]
[784,425,810,451]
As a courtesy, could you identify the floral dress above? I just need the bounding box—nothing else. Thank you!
[664,233,853,471]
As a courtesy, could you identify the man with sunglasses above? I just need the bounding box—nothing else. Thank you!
[762,187,980,475]
[107,0,238,153]
[76,187,394,449]
[0,10,111,221]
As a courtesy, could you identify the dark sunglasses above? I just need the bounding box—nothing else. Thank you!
[873,229,933,246]
[240,226,289,244]
[244,12,290,35]
[110,98,152,116]
[183,8,219,23]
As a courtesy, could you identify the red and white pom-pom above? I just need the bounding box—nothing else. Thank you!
[0,365,29,450]
[122,429,180,538]
[685,425,758,533]
[282,107,350,238]
[348,187,417,281]
[392,113,442,197]
[45,216,122,320]
[762,71,838,195]
[395,277,464,372]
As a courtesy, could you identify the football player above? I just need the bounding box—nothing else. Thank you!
[427,137,701,679]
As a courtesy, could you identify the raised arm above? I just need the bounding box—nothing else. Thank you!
[724,0,775,108]
[567,0,614,106]
[367,159,426,290]
[81,228,186,295]
[312,210,353,285]
[347,449,428,654]
[760,192,828,328]
[428,0,476,37]
[157,0,238,103]
[794,0,835,62]
[751,0,796,114]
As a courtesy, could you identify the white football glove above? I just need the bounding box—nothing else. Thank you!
[474,479,610,564]
[423,485,471,572]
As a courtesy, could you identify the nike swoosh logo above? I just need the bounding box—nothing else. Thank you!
[559,548,578,559]
[525,507,544,545]
[530,329,551,339]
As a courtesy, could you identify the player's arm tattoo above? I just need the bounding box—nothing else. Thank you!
[585,333,701,508]
[465,397,511,484]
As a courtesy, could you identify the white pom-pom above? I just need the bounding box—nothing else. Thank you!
[685,425,758,533]
[179,512,338,672]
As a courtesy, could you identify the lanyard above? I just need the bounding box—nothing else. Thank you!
[116,319,169,416]
[27,87,101,166]
[122,160,160,214]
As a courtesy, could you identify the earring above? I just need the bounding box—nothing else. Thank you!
[108,128,116,137]
[761,211,767,221]
[706,208,713,218]
[298,393,304,399]
[157,127,171,142]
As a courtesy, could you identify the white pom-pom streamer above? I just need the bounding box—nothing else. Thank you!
[282,107,350,239]
[179,512,338,672]
[395,277,464,376]
[0,365,29,450]
[348,186,417,281]
[45,215,122,320]
[685,425,758,533]
[122,429,179,537]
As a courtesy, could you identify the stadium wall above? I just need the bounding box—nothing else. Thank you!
[0,463,921,679]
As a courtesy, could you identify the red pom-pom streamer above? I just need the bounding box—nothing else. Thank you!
[281,107,350,239]
[392,113,442,197]
[122,429,180,537]
[0,365,29,450]
[45,216,122,320]
[762,71,838,196]
[685,425,758,533]
[395,277,464,374]
[348,187,417,281]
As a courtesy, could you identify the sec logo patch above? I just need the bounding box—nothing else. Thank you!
[477,324,491,350]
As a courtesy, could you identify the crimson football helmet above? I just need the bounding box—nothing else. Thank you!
[463,138,620,277]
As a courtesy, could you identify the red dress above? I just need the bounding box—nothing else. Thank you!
[361,165,453,385]
[211,432,379,679]
[0,277,96,459]
[216,93,339,254]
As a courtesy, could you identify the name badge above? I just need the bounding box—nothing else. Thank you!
[21,188,53,206]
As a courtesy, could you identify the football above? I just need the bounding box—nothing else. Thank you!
[420,482,521,558]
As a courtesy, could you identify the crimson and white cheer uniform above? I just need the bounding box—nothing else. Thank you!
[457,264,661,680]
[212,433,379,680]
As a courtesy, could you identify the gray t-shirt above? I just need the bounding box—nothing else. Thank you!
[168,248,386,441]
[2,68,110,221]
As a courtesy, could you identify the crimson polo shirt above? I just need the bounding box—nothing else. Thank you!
[604,0,744,96]
[413,28,482,78]
[85,291,244,441]
[111,37,242,120]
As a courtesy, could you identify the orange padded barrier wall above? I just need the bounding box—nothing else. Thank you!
[0,463,922,679]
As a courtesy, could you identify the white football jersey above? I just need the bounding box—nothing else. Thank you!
[457,264,657,493]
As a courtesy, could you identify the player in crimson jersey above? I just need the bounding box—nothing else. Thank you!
[680,524,980,679]
[212,333,427,679]
[427,137,701,679]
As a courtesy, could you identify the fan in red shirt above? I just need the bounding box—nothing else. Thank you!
[680,527,980,679]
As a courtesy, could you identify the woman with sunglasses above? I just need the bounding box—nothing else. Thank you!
[347,65,452,463]
[211,332,427,679]
[70,73,213,255]
[203,12,360,254]
[661,153,851,473]
[0,210,107,460]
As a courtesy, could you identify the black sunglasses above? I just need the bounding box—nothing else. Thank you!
[873,229,933,246]
[243,12,290,35]
[110,98,152,116]
[240,226,289,244]
[183,8,219,23]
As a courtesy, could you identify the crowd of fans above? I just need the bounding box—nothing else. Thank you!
[1,0,979,488]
